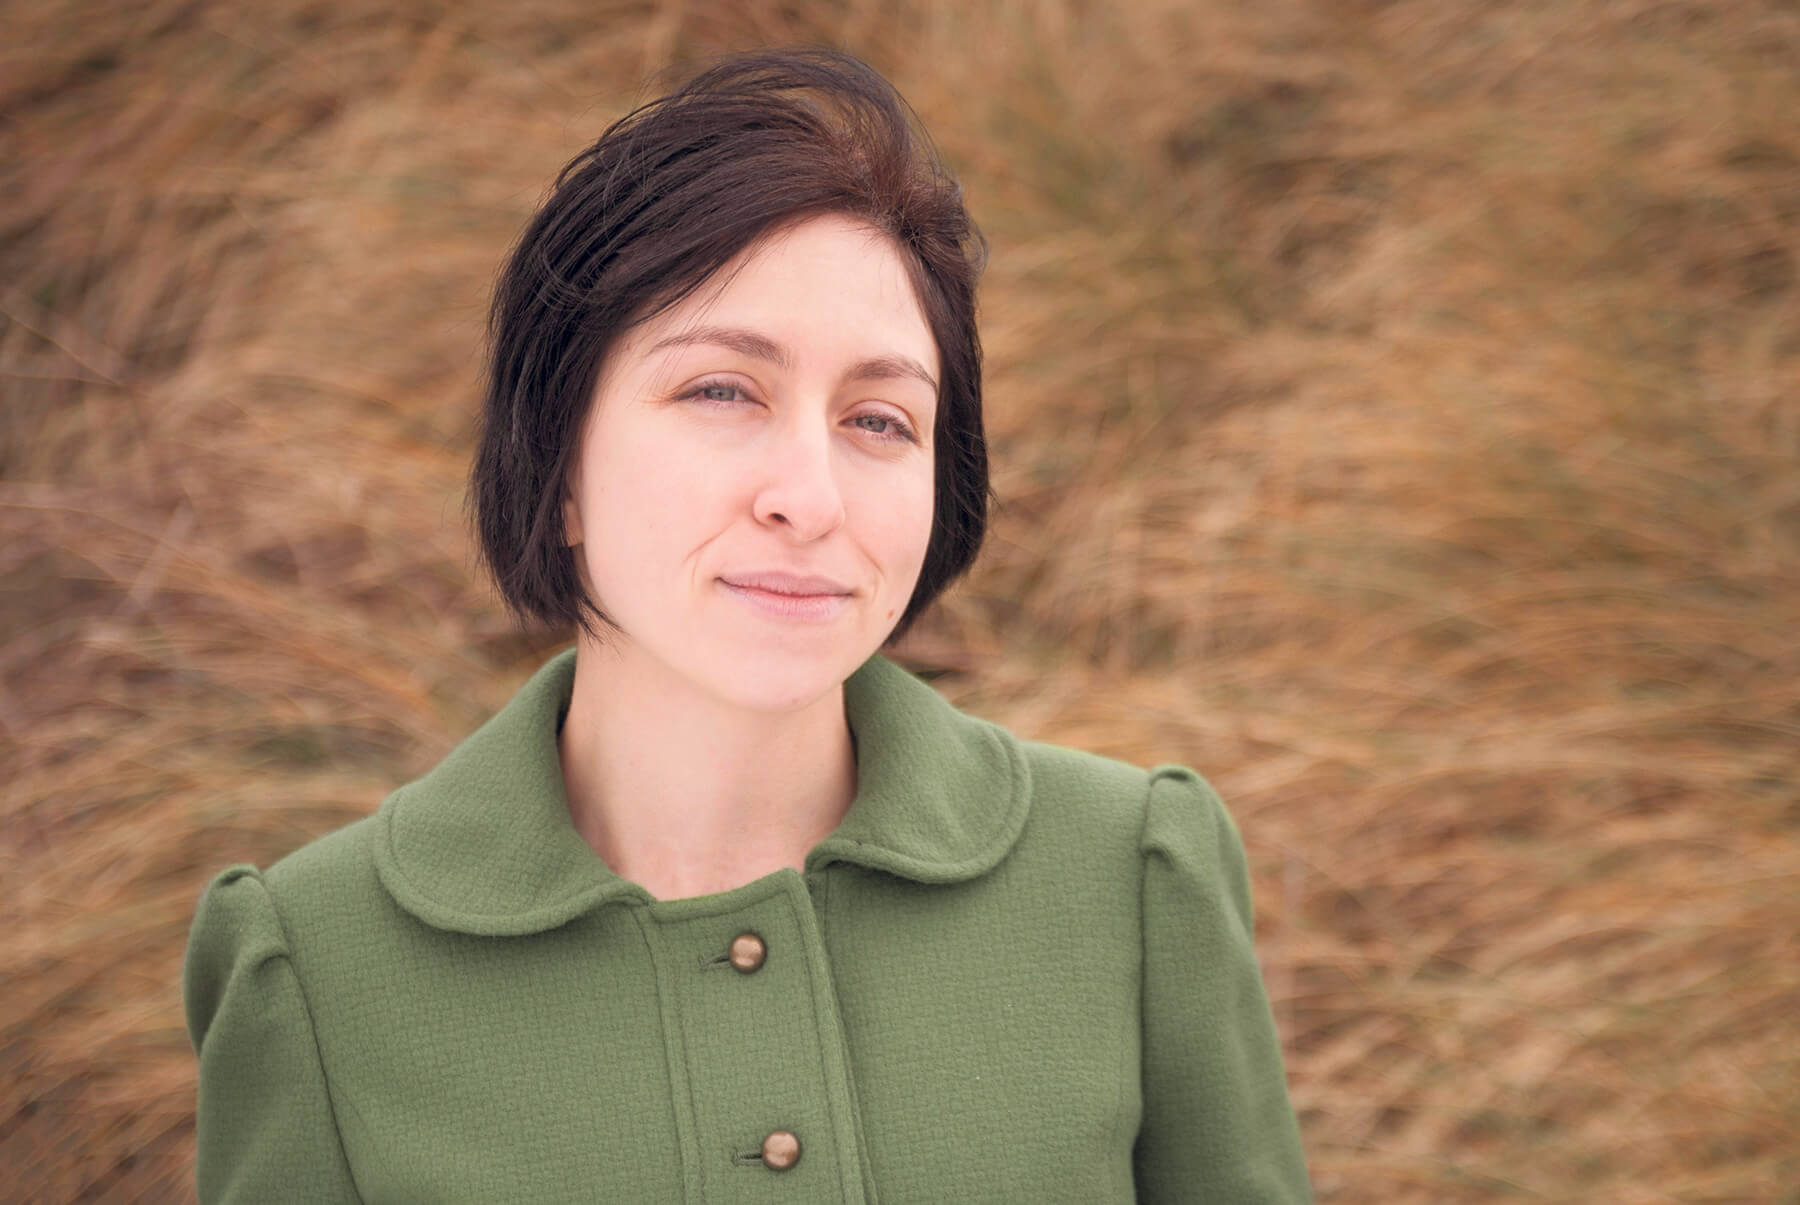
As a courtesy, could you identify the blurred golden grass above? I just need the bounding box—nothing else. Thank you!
[4,0,1797,1200]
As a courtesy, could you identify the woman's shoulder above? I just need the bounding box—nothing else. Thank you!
[1010,732,1230,840]
[261,812,386,908]
[183,814,386,1025]
[996,731,1240,889]
[188,813,389,957]
[1012,736,1152,822]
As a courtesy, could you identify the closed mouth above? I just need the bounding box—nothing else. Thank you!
[719,574,853,597]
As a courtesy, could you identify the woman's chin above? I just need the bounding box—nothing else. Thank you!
[695,642,870,715]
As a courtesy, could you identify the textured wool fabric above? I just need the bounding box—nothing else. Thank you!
[184,648,1313,1202]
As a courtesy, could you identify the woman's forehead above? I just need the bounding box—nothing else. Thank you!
[620,216,938,374]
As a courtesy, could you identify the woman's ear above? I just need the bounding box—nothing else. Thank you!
[562,492,584,546]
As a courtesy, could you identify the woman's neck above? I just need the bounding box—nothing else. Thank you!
[555,638,858,902]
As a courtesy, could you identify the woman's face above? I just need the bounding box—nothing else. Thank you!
[562,213,939,712]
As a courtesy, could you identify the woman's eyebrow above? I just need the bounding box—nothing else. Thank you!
[846,353,938,394]
[648,325,937,393]
[649,325,791,369]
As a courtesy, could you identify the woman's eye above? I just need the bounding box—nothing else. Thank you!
[689,382,744,404]
[851,412,916,442]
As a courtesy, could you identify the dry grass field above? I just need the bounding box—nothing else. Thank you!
[4,0,1798,1200]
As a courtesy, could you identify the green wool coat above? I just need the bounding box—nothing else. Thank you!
[184,649,1312,1203]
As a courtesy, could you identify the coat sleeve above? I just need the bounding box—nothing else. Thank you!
[1134,767,1313,1203]
[183,865,362,1204]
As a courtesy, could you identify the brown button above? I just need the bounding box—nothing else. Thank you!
[728,932,766,974]
[761,1129,801,1171]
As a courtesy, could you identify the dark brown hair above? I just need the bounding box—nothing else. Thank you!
[468,47,989,644]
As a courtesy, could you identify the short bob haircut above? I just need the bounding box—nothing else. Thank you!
[469,47,990,646]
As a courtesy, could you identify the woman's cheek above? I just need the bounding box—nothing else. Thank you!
[881,468,936,582]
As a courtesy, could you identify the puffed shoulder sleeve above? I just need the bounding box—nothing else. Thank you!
[183,865,361,1204]
[1135,767,1312,1203]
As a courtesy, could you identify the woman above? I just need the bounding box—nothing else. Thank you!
[184,48,1313,1203]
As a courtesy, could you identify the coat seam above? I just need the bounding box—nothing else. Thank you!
[1130,770,1157,1179]
[632,907,706,1204]
[256,880,367,1205]
[814,871,882,1204]
[784,879,863,1203]
[1114,768,1156,1194]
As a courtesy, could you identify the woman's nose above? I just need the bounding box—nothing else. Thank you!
[751,419,846,541]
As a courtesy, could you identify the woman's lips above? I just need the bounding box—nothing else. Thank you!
[721,571,852,595]
[718,573,853,622]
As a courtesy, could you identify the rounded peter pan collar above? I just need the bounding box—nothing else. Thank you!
[372,648,1032,936]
